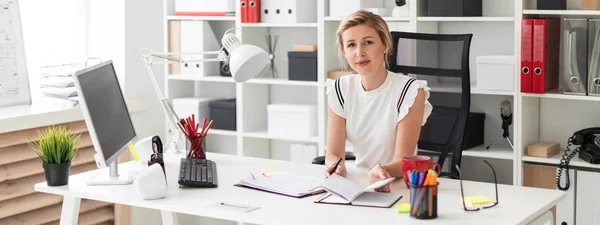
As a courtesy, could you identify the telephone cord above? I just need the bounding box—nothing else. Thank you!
[556,137,580,191]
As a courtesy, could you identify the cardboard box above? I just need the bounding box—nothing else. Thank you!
[527,142,560,158]
[582,0,600,10]
[327,70,355,80]
[293,44,317,52]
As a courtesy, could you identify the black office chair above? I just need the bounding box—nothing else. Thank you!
[312,152,355,165]
[387,31,473,179]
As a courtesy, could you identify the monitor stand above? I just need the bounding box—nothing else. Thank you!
[87,160,133,185]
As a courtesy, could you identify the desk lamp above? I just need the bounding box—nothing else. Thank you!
[141,28,269,152]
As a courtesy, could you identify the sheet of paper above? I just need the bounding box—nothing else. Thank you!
[320,174,363,201]
[362,177,396,192]
[321,174,396,202]
[319,193,350,204]
[208,202,261,213]
[239,172,322,196]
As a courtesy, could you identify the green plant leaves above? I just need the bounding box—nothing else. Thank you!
[28,126,81,164]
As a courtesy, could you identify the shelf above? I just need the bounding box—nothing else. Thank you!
[241,22,318,28]
[471,88,515,96]
[246,78,319,86]
[167,75,235,83]
[523,10,600,17]
[462,145,514,160]
[522,151,600,170]
[417,16,514,22]
[324,16,410,22]
[521,91,600,101]
[428,83,514,96]
[166,15,236,21]
[243,130,319,143]
[207,129,238,136]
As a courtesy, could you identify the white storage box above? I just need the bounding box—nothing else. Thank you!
[172,97,220,121]
[261,0,318,23]
[290,143,318,164]
[329,0,384,17]
[175,0,235,16]
[476,55,515,92]
[267,104,317,137]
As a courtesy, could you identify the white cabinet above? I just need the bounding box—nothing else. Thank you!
[556,169,576,225]
[576,170,600,225]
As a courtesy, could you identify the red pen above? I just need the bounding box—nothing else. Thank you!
[202,120,214,136]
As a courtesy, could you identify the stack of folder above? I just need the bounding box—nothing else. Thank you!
[520,18,561,94]
[38,66,80,107]
[240,0,260,23]
[521,17,600,96]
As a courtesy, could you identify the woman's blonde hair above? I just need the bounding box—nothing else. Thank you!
[336,10,393,67]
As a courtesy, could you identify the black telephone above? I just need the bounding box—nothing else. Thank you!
[556,128,600,191]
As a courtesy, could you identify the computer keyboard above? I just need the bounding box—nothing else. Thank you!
[178,158,218,188]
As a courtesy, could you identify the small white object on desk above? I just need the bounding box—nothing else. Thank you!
[134,164,167,200]
[134,136,158,164]
[209,202,261,213]
[476,55,515,92]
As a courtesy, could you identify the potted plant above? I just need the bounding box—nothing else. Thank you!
[28,126,81,186]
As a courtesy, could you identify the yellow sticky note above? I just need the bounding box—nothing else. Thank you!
[128,141,140,162]
[263,171,282,176]
[462,196,494,205]
[395,203,411,214]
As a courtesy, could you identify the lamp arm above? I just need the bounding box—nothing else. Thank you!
[140,49,230,153]
[148,51,228,64]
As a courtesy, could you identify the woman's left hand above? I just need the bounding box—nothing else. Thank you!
[368,164,392,192]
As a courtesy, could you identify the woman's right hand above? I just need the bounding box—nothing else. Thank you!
[324,162,347,178]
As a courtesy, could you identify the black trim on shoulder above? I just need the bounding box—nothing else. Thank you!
[335,78,344,109]
[397,78,416,113]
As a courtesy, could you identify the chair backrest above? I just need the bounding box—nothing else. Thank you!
[387,31,473,178]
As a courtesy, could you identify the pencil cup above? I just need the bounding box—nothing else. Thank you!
[409,182,438,219]
[186,135,207,159]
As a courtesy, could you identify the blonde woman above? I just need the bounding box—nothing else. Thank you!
[324,10,433,192]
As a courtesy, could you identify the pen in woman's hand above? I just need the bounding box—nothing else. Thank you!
[327,158,343,177]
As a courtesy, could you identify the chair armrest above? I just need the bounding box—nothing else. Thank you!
[311,152,356,165]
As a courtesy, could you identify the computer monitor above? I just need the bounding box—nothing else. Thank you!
[72,60,137,185]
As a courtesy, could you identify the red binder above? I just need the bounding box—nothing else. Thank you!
[532,18,560,94]
[240,0,248,23]
[520,19,533,93]
[248,0,260,23]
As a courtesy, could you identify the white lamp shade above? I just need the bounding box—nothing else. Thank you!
[229,44,269,82]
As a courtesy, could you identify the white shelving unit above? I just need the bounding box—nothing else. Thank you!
[161,0,600,188]
[417,16,515,22]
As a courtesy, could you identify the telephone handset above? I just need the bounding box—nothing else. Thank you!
[556,127,600,191]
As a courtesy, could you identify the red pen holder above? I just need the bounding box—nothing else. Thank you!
[186,135,207,159]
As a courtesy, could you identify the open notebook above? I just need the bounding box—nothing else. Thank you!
[234,172,324,198]
[315,174,402,208]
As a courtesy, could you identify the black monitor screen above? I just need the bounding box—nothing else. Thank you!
[76,61,136,162]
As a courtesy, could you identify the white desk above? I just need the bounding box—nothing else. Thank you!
[35,152,565,225]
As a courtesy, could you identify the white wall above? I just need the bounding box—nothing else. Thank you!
[121,0,168,224]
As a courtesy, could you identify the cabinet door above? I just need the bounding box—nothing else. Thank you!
[576,170,600,225]
[523,164,575,225]
[555,168,575,225]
